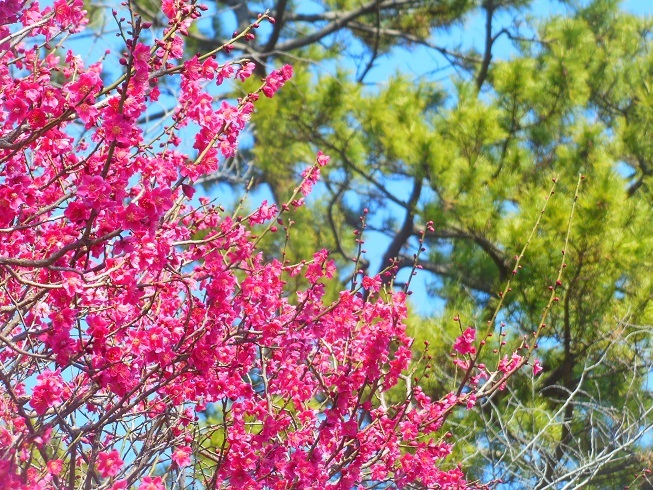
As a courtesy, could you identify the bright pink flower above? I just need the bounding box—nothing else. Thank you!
[262,64,293,97]
[97,450,123,478]
[305,249,334,283]
[453,328,476,355]
[31,370,65,415]
[362,275,382,293]
[316,150,330,167]
[66,71,102,105]
[172,446,192,467]
[216,64,234,85]
[533,358,543,376]
[139,476,164,490]
[299,166,321,196]
[77,175,111,205]
[499,352,524,373]
[248,200,278,225]
[4,97,29,124]
[466,394,477,409]
[236,62,255,81]
[161,0,177,19]
[64,200,91,223]
[132,43,150,72]
[103,112,135,145]
[52,0,87,31]
[0,0,21,24]
[47,459,63,476]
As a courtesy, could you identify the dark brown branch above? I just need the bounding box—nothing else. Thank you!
[347,21,481,66]
[273,0,417,53]
[475,0,495,90]
[263,0,289,55]
[420,225,510,280]
[380,177,422,284]
[220,0,253,31]
[356,0,382,83]
[395,255,495,293]
[290,116,412,210]
[325,181,351,261]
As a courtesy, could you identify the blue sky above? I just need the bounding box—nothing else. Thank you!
[331,0,652,85]
[623,0,652,14]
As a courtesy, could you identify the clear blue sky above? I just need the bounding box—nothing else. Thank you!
[345,0,652,86]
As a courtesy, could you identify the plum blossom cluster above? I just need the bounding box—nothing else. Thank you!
[0,2,530,489]
[453,327,477,356]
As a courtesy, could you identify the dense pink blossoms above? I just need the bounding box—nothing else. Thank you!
[453,327,477,356]
[29,370,66,416]
[0,1,537,489]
